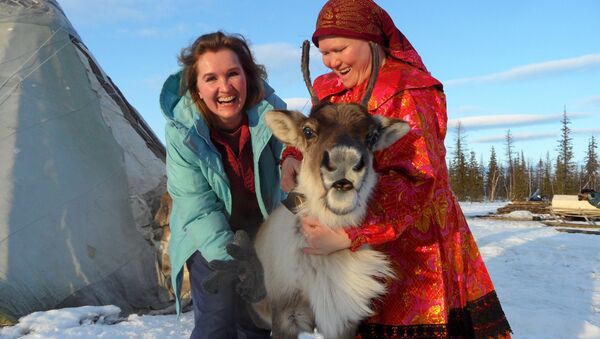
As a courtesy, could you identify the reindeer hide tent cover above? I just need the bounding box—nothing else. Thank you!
[0,0,170,324]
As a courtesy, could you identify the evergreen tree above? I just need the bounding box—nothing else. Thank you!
[534,158,543,197]
[504,130,515,200]
[542,152,554,198]
[577,164,585,191]
[497,164,507,200]
[449,122,468,199]
[441,116,593,200]
[467,151,484,201]
[522,151,531,198]
[528,162,535,198]
[582,136,599,190]
[479,154,486,200]
[555,156,563,193]
[555,107,575,194]
[512,151,529,200]
[486,146,502,201]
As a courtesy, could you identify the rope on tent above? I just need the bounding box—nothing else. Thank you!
[70,35,166,160]
[0,27,62,90]
[0,28,69,107]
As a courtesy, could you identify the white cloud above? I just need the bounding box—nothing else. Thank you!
[449,114,558,130]
[448,112,590,131]
[253,43,300,70]
[59,0,195,39]
[59,0,150,23]
[577,95,600,108]
[118,23,188,38]
[573,128,600,135]
[446,54,600,86]
[473,127,600,144]
[253,43,324,72]
[142,73,174,91]
[58,0,203,27]
[283,97,311,114]
[474,131,558,143]
[454,105,483,114]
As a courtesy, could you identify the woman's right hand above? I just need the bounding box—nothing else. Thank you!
[300,216,351,255]
[280,157,301,192]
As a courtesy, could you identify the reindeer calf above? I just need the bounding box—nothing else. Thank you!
[249,100,409,339]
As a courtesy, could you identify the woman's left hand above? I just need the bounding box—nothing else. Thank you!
[301,216,351,255]
[280,157,301,192]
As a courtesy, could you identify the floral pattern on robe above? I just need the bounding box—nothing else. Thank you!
[313,58,511,338]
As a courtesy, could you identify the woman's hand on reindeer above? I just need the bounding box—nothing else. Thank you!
[301,216,351,255]
[280,157,301,192]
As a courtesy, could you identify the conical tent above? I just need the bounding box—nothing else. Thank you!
[0,0,170,324]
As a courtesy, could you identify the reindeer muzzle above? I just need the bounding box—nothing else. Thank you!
[332,179,354,191]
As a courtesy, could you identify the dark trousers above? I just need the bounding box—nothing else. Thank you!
[186,250,271,339]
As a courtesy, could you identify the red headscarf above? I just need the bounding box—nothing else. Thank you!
[312,0,428,72]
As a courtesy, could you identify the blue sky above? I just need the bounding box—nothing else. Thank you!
[58,0,600,165]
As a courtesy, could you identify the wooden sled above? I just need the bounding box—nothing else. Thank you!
[550,194,600,226]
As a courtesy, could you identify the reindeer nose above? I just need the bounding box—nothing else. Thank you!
[332,179,354,191]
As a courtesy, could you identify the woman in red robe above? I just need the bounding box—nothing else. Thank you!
[282,0,512,338]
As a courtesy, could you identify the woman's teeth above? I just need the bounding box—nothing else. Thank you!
[340,67,351,75]
[217,96,236,104]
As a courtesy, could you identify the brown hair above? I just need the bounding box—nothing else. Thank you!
[179,31,267,128]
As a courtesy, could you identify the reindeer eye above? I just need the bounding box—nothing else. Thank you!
[303,126,315,139]
[366,131,379,148]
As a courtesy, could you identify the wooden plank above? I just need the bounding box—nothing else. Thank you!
[542,221,600,229]
[550,195,600,223]
[551,195,599,211]
[554,228,600,235]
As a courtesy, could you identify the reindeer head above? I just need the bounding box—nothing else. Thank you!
[265,41,410,226]
[267,104,409,223]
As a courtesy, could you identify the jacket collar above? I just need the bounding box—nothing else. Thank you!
[160,70,278,179]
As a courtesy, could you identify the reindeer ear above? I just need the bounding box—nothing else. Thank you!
[372,115,410,151]
[265,110,306,147]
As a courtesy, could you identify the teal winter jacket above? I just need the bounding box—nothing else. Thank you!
[160,71,286,312]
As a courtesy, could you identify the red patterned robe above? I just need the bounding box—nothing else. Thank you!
[313,58,512,339]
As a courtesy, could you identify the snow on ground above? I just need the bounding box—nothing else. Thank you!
[1,202,599,339]
[0,307,193,339]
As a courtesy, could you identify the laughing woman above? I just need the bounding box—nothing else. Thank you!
[281,1,512,338]
[160,31,285,339]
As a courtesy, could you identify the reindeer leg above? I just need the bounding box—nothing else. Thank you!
[271,291,314,339]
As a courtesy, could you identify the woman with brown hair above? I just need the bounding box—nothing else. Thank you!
[161,31,285,339]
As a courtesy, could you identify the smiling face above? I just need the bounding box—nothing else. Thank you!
[196,48,247,130]
[318,36,374,89]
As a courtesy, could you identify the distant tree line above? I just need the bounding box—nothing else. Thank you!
[448,109,599,201]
